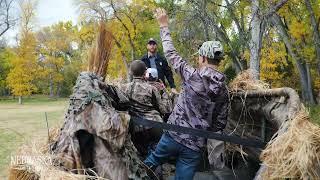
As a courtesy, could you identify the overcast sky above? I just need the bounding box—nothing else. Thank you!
[5,0,78,46]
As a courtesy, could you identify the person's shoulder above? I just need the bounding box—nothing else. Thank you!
[156,53,169,64]
[136,80,153,89]
[155,53,164,59]
[136,81,158,95]
[124,82,134,88]
[141,54,148,61]
[144,82,159,92]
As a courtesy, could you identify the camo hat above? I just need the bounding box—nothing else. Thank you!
[197,41,224,59]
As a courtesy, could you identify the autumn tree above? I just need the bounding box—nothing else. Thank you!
[304,0,320,75]
[77,0,158,80]
[37,21,79,97]
[6,0,39,104]
[259,30,289,87]
[269,0,317,104]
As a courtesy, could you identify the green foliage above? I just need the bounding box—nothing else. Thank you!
[60,60,83,97]
[0,48,13,96]
[309,105,320,124]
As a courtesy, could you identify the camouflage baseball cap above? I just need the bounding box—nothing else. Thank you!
[196,41,224,59]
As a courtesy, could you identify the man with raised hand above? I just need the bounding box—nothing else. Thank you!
[144,8,229,180]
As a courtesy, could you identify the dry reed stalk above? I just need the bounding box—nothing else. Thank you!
[260,109,320,179]
[87,22,113,79]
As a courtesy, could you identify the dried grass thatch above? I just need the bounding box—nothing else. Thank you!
[226,69,270,158]
[259,109,320,179]
[229,69,270,91]
[8,128,107,180]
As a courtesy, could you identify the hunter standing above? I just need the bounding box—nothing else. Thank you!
[141,38,178,94]
[144,8,229,180]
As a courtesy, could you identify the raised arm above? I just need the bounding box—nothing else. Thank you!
[155,8,195,82]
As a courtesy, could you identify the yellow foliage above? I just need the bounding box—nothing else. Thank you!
[101,0,158,78]
[302,46,316,63]
[108,48,128,79]
[289,19,310,43]
[314,77,320,92]
[259,31,288,88]
[7,55,39,96]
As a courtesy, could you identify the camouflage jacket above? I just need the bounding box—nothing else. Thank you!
[160,27,229,151]
[148,81,173,114]
[122,77,172,122]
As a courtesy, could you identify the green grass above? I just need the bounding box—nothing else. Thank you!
[309,105,320,124]
[0,96,68,179]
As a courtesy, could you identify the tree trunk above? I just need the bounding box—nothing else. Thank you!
[225,0,248,50]
[249,0,264,79]
[211,24,243,73]
[49,76,54,98]
[18,96,22,105]
[270,14,316,104]
[110,33,130,81]
[121,53,130,82]
[305,0,320,75]
[56,83,61,97]
[202,18,210,41]
[306,63,316,104]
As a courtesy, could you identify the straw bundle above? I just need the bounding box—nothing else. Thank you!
[87,22,113,79]
[260,109,320,179]
[8,128,107,180]
[229,69,269,91]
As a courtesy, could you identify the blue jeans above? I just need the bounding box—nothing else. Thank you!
[144,133,201,180]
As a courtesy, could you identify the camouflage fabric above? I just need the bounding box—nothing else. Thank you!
[52,72,149,179]
[197,41,223,59]
[148,81,173,113]
[160,26,229,151]
[148,81,166,92]
[121,77,172,123]
[207,136,225,169]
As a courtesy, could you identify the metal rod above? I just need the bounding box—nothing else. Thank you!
[45,112,50,143]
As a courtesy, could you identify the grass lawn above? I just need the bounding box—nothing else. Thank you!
[0,96,68,179]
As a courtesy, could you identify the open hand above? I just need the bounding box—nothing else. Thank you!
[171,88,179,94]
[154,8,169,27]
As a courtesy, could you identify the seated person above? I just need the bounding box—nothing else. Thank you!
[122,60,172,156]
[145,68,166,92]
[145,68,173,121]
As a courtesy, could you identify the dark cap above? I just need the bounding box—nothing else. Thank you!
[147,38,157,44]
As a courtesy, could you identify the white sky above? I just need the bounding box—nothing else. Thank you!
[5,0,78,46]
